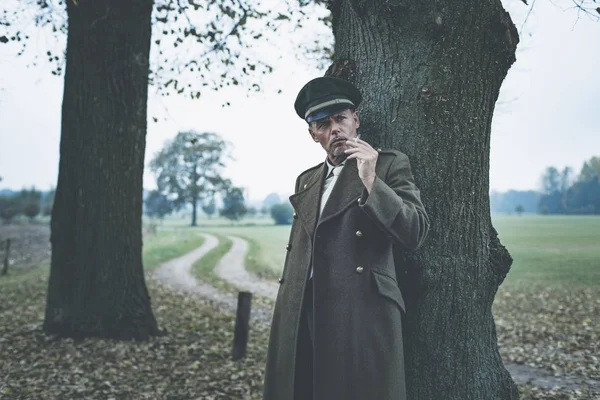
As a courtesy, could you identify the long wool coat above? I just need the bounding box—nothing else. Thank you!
[263,149,429,400]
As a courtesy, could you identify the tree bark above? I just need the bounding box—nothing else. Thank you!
[328,0,519,398]
[44,0,161,340]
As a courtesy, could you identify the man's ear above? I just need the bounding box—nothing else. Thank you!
[308,128,319,142]
[353,110,360,129]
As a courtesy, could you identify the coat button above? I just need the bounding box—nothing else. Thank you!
[278,277,284,284]
[357,198,361,204]
[286,244,291,251]
[355,230,363,238]
[377,148,382,152]
[303,183,307,189]
[293,212,298,219]
[356,266,364,273]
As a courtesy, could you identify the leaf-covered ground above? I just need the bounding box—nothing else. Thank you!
[494,281,600,399]
[1,273,269,400]
[2,270,598,399]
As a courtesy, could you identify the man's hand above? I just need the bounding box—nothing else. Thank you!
[344,138,378,193]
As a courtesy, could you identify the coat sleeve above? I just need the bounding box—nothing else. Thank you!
[358,152,429,251]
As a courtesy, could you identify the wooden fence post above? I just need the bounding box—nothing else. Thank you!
[232,291,252,361]
[1,239,10,276]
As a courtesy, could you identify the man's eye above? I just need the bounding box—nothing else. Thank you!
[335,115,346,122]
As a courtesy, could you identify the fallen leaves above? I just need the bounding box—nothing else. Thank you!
[1,275,269,399]
[494,280,600,399]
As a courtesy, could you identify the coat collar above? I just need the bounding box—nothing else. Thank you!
[289,158,364,239]
[289,163,326,240]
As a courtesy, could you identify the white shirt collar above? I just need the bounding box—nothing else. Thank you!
[325,159,345,177]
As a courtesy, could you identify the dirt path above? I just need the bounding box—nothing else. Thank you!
[152,232,274,321]
[152,233,223,300]
[214,236,279,299]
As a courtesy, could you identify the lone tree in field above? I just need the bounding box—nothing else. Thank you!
[201,196,217,219]
[270,202,294,225]
[220,187,247,222]
[23,202,41,222]
[150,131,231,227]
[17,188,42,212]
[0,196,19,224]
[326,0,521,397]
[515,204,524,216]
[144,189,175,221]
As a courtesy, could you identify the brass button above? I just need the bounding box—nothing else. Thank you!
[355,230,363,238]
[278,277,284,284]
[293,212,298,219]
[303,183,308,189]
[286,244,291,251]
[356,266,364,273]
[357,198,361,204]
[377,148,382,152]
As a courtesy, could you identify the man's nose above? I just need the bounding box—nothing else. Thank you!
[329,118,342,134]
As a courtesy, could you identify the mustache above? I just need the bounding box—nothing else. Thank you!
[331,137,348,144]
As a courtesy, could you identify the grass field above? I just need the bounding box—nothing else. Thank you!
[192,214,600,287]
[493,215,600,286]
[142,228,205,271]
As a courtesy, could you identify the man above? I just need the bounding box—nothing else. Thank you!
[263,76,429,400]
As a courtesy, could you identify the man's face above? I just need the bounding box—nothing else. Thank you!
[308,109,360,163]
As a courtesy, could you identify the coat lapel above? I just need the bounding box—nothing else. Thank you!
[318,159,364,224]
[289,163,327,240]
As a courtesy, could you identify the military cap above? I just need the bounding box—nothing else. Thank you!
[294,76,362,123]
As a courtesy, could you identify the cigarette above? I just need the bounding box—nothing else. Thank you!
[354,134,361,143]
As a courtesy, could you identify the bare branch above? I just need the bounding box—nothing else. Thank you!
[570,0,600,20]
[519,0,538,36]
[8,0,332,103]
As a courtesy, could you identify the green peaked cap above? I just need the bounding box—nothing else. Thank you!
[294,76,362,122]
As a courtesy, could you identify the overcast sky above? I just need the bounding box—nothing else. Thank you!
[0,0,598,202]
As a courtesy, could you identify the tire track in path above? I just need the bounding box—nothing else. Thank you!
[214,236,279,299]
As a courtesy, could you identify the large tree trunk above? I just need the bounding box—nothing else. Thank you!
[44,0,161,340]
[328,0,519,398]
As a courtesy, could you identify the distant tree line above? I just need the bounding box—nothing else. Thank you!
[491,156,600,215]
[539,157,600,215]
[0,188,54,224]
